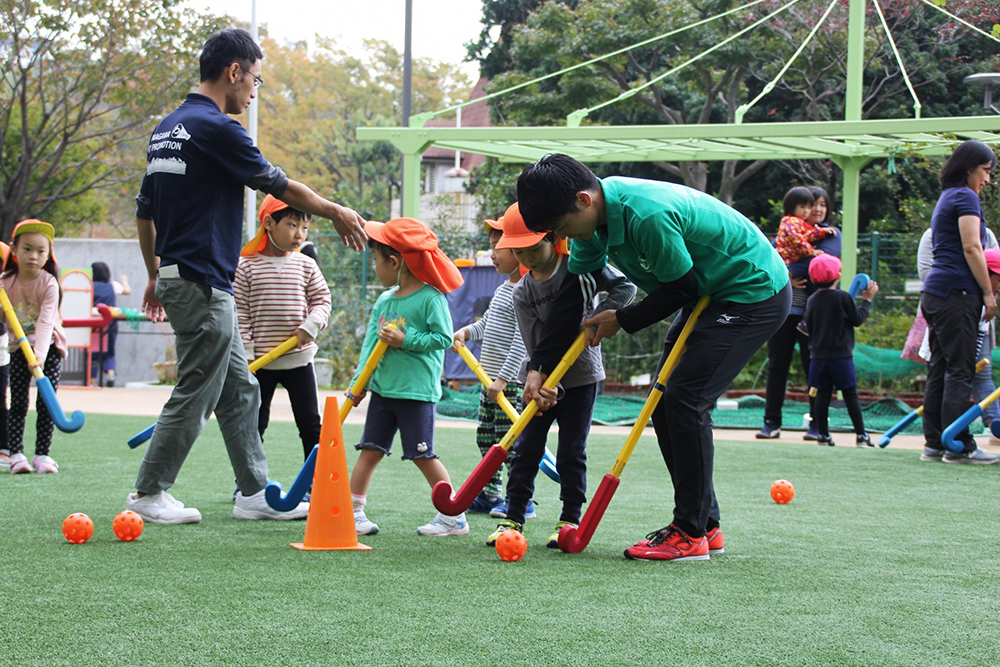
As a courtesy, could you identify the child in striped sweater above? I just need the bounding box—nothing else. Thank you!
[235,195,332,460]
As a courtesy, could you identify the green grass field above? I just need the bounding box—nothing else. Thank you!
[1,413,998,666]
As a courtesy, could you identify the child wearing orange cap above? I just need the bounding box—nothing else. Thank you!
[451,216,529,517]
[0,242,11,471]
[234,195,332,464]
[0,221,67,474]
[798,254,879,446]
[487,202,635,549]
[347,217,470,537]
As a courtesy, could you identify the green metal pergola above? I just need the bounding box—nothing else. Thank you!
[357,0,1000,283]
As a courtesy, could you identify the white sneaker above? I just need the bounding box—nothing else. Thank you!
[127,492,202,524]
[233,489,308,520]
[9,452,32,474]
[417,512,469,537]
[32,455,58,473]
[354,507,379,535]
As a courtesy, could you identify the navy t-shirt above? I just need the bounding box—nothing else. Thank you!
[923,187,986,299]
[137,94,286,293]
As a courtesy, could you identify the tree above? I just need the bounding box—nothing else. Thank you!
[255,36,472,223]
[0,0,227,239]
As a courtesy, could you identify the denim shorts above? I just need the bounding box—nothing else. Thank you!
[808,357,857,392]
[355,392,437,460]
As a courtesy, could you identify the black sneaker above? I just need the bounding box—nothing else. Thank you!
[756,422,781,439]
[817,434,835,446]
[803,419,820,441]
[920,446,944,462]
[942,448,1000,465]
[856,433,874,448]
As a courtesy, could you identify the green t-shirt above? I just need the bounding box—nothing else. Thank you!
[351,284,453,403]
[569,177,788,304]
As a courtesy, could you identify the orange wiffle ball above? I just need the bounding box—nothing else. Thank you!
[495,530,527,562]
[770,479,795,504]
[113,510,144,542]
[62,513,94,544]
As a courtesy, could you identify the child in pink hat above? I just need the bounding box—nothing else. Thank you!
[798,254,879,446]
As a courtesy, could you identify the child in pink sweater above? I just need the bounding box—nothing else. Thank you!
[0,220,67,474]
[235,195,331,460]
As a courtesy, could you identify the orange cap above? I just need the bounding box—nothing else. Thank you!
[483,218,504,233]
[495,203,547,250]
[365,218,464,293]
[242,195,293,256]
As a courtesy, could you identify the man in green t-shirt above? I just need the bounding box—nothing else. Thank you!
[517,154,790,562]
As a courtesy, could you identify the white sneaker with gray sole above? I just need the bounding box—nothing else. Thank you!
[233,489,309,520]
[127,492,202,524]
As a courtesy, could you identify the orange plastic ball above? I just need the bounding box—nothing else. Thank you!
[770,479,795,504]
[495,530,527,562]
[62,513,94,544]
[113,510,144,542]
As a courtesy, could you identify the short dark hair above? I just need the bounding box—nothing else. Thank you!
[940,140,997,189]
[272,207,312,224]
[200,29,263,83]
[91,261,111,283]
[487,227,504,243]
[782,186,815,217]
[516,154,599,232]
[368,238,401,261]
[813,279,836,289]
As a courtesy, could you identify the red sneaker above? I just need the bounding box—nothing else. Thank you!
[706,526,724,554]
[624,524,709,562]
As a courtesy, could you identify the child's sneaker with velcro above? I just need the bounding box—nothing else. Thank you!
[488,498,537,520]
[546,521,576,549]
[127,491,202,524]
[856,433,874,448]
[354,507,379,535]
[486,519,523,546]
[417,512,469,537]
[8,453,32,474]
[32,455,58,474]
[624,524,709,562]
[468,492,504,515]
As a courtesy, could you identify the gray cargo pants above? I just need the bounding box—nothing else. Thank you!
[134,272,268,496]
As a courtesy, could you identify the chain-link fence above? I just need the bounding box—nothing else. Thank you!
[310,227,931,389]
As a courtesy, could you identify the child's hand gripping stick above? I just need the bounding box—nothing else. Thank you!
[559,296,710,554]
[943,371,1000,453]
[432,331,588,515]
[456,345,560,483]
[879,357,989,447]
[128,335,301,449]
[265,339,389,511]
[0,289,85,433]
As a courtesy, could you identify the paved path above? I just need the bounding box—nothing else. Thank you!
[49,384,974,453]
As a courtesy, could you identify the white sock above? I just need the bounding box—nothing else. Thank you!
[352,494,366,510]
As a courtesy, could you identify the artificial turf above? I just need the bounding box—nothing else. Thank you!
[1,412,998,666]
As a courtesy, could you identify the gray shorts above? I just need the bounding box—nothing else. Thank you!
[356,392,437,460]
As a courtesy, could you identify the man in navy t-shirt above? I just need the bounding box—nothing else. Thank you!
[127,29,368,525]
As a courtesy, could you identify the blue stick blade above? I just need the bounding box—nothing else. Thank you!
[128,424,156,449]
[942,406,982,453]
[36,376,84,433]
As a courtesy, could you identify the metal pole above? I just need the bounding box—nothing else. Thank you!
[845,0,864,121]
[399,0,414,211]
[245,0,259,241]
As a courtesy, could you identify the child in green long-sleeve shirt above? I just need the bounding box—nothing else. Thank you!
[347,217,470,538]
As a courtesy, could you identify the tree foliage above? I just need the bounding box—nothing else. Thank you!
[255,36,472,223]
[0,0,227,239]
[468,0,1000,231]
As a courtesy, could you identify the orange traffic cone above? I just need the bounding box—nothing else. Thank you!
[292,396,371,551]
